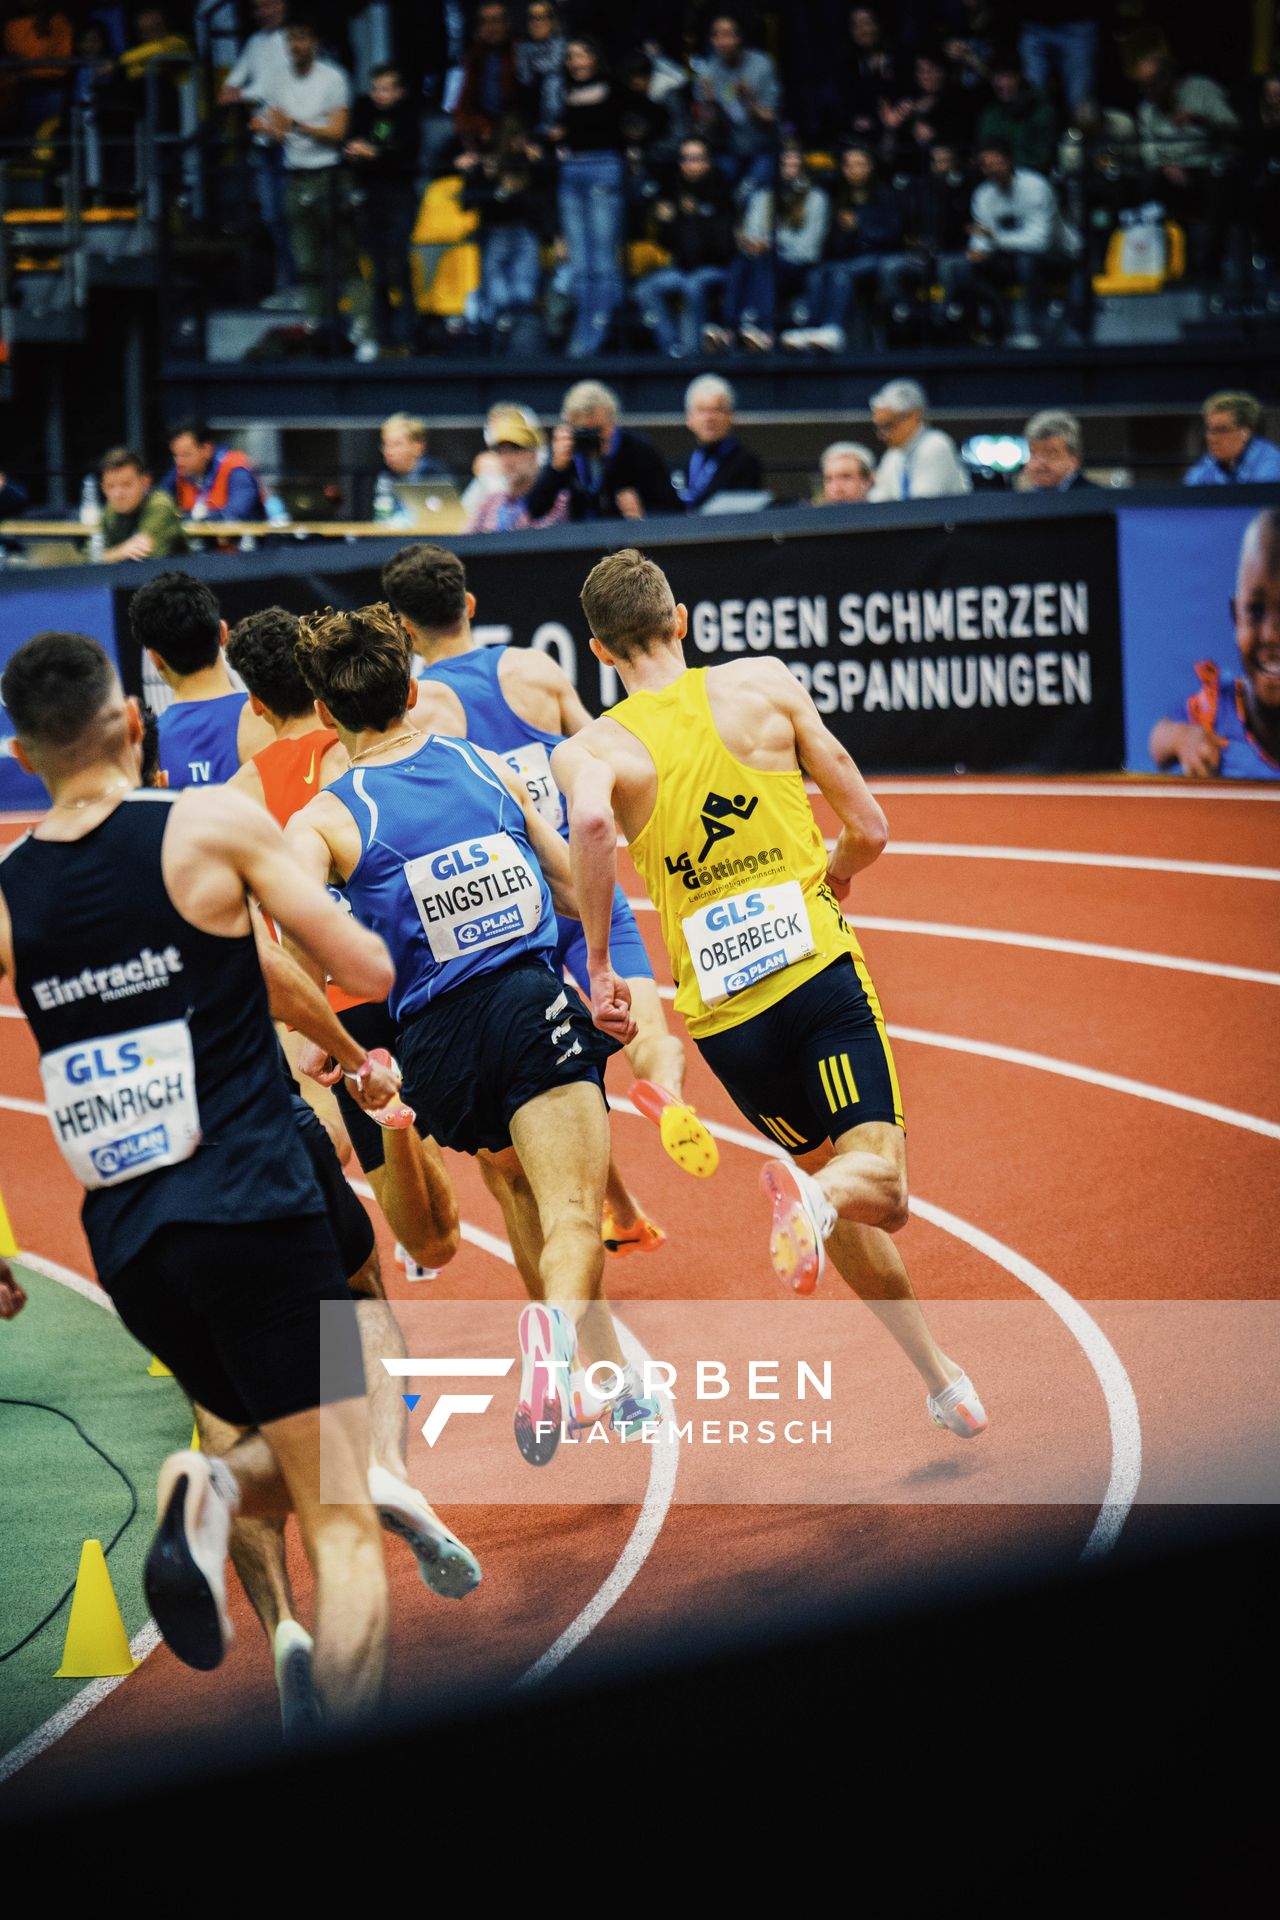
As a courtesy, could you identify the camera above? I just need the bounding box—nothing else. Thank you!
[573,427,602,456]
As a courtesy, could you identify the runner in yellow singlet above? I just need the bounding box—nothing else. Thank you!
[552,549,987,1440]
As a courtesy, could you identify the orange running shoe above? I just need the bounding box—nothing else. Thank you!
[629,1079,719,1178]
[601,1203,667,1258]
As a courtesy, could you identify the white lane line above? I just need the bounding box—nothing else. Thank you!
[842,841,1280,882]
[860,782,1280,802]
[0,1005,23,1019]
[851,915,1280,990]
[887,1026,1280,1143]
[0,1252,165,1790]
[350,1175,680,1690]
[0,1092,46,1114]
[612,1097,1141,1560]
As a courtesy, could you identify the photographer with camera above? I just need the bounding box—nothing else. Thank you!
[522,380,684,523]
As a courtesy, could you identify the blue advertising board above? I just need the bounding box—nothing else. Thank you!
[0,580,119,810]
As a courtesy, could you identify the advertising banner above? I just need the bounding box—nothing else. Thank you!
[112,512,1125,775]
[0,581,118,810]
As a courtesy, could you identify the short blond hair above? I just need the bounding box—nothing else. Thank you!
[381,412,429,445]
[1203,391,1261,432]
[563,380,620,425]
[580,548,678,662]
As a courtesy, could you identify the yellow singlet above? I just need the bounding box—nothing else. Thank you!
[609,668,865,1040]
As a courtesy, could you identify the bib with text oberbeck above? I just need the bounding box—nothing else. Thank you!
[405,831,544,964]
[500,742,564,831]
[682,880,815,1007]
[40,1018,201,1190]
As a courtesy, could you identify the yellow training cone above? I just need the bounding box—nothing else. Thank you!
[190,1416,200,1451]
[0,1184,17,1259]
[147,1354,173,1377]
[55,1539,138,1678]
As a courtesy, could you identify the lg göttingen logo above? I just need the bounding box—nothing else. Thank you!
[665,790,784,893]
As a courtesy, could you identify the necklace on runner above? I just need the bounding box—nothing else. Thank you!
[348,728,419,766]
[51,780,134,811]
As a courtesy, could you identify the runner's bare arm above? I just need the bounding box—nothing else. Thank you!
[214,790,392,999]
[250,909,398,1107]
[475,748,578,916]
[503,645,594,735]
[775,661,888,899]
[551,736,636,1043]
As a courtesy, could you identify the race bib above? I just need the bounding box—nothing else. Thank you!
[682,880,815,1008]
[501,742,564,830]
[40,1019,201,1191]
[404,831,544,965]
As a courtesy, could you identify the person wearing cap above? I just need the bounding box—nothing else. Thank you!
[465,405,571,532]
[817,441,876,504]
[867,378,970,501]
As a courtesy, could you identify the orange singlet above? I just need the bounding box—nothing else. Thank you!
[253,727,340,829]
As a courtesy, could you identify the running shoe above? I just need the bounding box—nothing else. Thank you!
[395,1242,440,1283]
[608,1365,663,1441]
[601,1203,667,1258]
[630,1079,719,1179]
[926,1372,988,1439]
[760,1160,836,1295]
[273,1619,324,1743]
[144,1450,238,1671]
[367,1463,482,1596]
[514,1302,577,1466]
[355,1047,416,1131]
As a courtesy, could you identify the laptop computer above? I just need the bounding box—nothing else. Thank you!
[698,489,774,515]
[391,480,469,533]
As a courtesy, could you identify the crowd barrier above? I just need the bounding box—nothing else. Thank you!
[2,486,1277,809]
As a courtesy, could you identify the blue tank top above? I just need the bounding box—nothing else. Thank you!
[417,646,568,834]
[327,731,557,1023]
[1,790,319,1281]
[156,692,247,789]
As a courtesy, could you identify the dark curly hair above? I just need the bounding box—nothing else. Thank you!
[226,606,313,720]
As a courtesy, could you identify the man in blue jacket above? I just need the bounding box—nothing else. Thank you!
[1184,392,1280,487]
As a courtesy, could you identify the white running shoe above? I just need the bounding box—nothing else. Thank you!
[780,327,815,351]
[514,1302,577,1466]
[926,1372,988,1438]
[273,1619,324,1742]
[760,1160,836,1295]
[144,1451,239,1670]
[395,1242,440,1283]
[808,324,846,352]
[367,1462,482,1598]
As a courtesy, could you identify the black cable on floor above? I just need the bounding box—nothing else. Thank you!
[0,1397,139,1662]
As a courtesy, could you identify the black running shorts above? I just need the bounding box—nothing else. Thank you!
[291,1092,376,1281]
[331,1000,398,1176]
[105,1214,366,1428]
[397,958,617,1157]
[694,953,904,1156]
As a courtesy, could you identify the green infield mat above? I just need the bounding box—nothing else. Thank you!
[0,1262,190,1770]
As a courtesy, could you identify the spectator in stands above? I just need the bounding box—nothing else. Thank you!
[98,446,188,561]
[783,144,903,352]
[118,6,191,132]
[617,50,678,172]
[161,419,266,524]
[251,17,352,332]
[975,54,1057,178]
[1243,75,1280,278]
[4,6,73,135]
[818,440,876,502]
[714,141,830,353]
[381,414,452,483]
[1022,410,1099,490]
[551,36,626,358]
[877,50,975,175]
[943,0,999,98]
[635,135,736,359]
[680,374,763,508]
[1018,5,1101,114]
[344,62,421,358]
[465,405,570,531]
[0,470,29,517]
[460,117,554,355]
[455,1,519,150]
[1184,391,1280,487]
[842,7,900,143]
[515,2,565,133]
[1149,509,1280,780]
[1133,52,1239,279]
[941,137,1075,347]
[523,379,682,521]
[868,378,970,499]
[878,140,972,333]
[690,12,780,189]
[219,0,297,308]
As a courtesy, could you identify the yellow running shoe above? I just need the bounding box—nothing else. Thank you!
[630,1079,719,1178]
[601,1204,667,1258]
